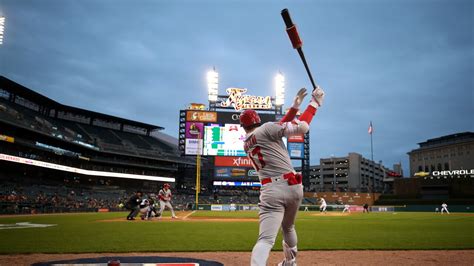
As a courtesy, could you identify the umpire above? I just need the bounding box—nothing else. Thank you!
[126,191,143,220]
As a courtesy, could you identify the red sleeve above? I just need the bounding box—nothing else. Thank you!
[279,107,298,123]
[298,105,317,125]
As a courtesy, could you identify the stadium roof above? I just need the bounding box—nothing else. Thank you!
[0,76,164,131]
[418,132,473,148]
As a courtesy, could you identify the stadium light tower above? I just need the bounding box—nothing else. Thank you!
[0,16,5,45]
[207,68,219,102]
[275,72,285,106]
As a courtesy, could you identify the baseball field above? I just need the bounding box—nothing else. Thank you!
[0,210,473,265]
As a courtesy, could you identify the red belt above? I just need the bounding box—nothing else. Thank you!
[261,172,302,186]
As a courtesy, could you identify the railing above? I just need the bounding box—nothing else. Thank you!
[0,201,121,215]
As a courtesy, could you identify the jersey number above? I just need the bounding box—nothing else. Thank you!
[249,146,266,171]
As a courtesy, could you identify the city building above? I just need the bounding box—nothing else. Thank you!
[407,132,474,177]
[297,152,397,193]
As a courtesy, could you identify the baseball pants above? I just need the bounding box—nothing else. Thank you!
[127,206,140,219]
[159,200,176,217]
[251,181,303,266]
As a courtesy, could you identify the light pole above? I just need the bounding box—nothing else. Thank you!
[0,16,6,45]
[207,68,219,103]
[275,72,285,107]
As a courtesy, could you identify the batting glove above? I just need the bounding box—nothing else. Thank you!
[310,85,325,108]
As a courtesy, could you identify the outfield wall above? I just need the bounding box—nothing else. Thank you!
[195,203,474,213]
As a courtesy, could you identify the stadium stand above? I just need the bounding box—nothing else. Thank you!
[0,75,200,214]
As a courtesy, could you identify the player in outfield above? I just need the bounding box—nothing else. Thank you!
[342,203,350,213]
[441,202,450,214]
[157,183,177,219]
[319,197,327,213]
[240,86,325,266]
[363,203,370,213]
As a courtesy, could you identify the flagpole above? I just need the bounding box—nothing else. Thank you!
[370,122,374,194]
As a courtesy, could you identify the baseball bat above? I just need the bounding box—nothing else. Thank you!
[281,8,317,91]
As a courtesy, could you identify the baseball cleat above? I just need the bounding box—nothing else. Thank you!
[281,240,297,265]
[277,259,296,266]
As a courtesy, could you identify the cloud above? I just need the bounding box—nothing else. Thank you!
[0,0,472,176]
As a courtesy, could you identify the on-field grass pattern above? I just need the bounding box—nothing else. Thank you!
[0,211,472,253]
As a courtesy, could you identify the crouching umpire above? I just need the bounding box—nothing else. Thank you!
[126,191,143,220]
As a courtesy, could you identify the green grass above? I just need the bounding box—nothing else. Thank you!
[0,211,472,253]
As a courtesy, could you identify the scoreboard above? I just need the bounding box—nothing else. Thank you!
[203,124,246,156]
[178,110,276,157]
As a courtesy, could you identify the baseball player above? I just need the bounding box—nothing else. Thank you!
[363,203,370,213]
[240,86,325,266]
[342,203,350,213]
[157,183,177,219]
[139,199,151,220]
[319,197,327,213]
[441,202,450,214]
[125,191,142,220]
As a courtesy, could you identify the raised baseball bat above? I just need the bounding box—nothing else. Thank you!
[281,8,317,91]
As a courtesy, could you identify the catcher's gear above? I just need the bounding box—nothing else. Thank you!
[240,109,261,129]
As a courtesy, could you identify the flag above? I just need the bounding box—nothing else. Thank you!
[368,121,373,135]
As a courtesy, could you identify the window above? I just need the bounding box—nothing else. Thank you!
[437,164,442,171]
[444,163,449,170]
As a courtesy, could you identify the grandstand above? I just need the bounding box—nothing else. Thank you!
[0,75,197,214]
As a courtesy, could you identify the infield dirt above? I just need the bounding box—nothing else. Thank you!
[1,250,473,265]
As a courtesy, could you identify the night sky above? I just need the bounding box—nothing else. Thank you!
[1,0,472,175]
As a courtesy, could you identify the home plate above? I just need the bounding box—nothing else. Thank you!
[144,264,199,266]
[50,264,200,266]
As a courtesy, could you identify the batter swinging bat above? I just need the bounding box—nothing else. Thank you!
[281,8,317,91]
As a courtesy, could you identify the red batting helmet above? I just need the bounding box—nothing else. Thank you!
[163,183,170,188]
[240,110,261,129]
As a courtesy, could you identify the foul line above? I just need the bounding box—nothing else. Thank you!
[183,210,196,220]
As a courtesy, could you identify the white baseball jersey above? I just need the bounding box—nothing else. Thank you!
[320,198,327,206]
[159,189,172,202]
[442,203,447,208]
[243,121,307,180]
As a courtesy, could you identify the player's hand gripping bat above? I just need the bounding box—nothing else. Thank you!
[281,8,318,92]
